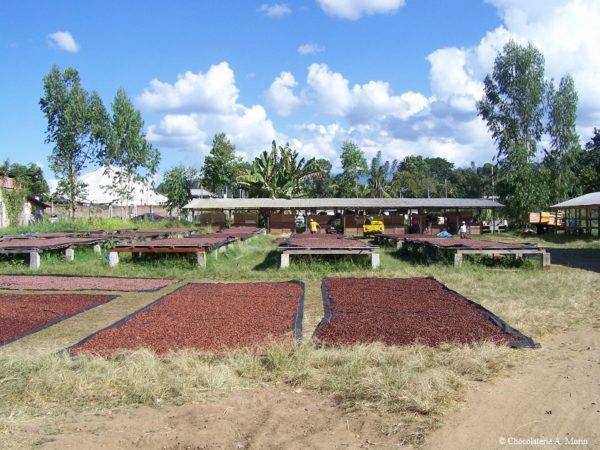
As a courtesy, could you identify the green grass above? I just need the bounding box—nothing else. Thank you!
[0,341,518,445]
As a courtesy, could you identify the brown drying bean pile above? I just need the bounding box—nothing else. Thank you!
[285,234,370,249]
[71,282,302,356]
[405,236,529,249]
[316,278,510,347]
[0,275,177,292]
[0,293,115,345]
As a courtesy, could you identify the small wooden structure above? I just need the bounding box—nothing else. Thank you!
[278,234,379,269]
[551,192,600,237]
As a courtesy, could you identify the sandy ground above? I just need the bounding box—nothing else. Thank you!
[422,324,600,450]
[5,323,598,449]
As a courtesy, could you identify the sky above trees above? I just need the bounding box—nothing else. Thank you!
[1,0,599,180]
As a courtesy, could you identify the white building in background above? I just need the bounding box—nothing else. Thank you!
[50,166,167,219]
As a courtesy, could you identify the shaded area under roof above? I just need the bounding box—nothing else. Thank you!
[551,192,600,209]
[184,197,504,210]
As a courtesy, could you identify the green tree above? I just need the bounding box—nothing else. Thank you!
[237,141,322,198]
[96,88,160,214]
[305,158,334,197]
[576,128,600,193]
[367,151,397,198]
[393,156,437,198]
[477,41,547,221]
[0,160,49,200]
[543,75,581,204]
[40,65,102,219]
[203,133,244,197]
[336,141,367,197]
[160,165,201,215]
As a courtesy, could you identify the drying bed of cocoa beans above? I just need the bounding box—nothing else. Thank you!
[71,281,304,356]
[0,293,116,346]
[282,234,371,249]
[404,235,532,250]
[0,275,177,292]
[315,277,536,348]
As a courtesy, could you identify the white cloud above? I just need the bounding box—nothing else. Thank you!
[298,43,324,55]
[137,62,239,114]
[316,0,405,20]
[257,3,292,18]
[266,72,303,116]
[141,63,278,159]
[306,63,429,122]
[47,31,79,53]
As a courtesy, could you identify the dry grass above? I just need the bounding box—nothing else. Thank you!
[0,341,518,444]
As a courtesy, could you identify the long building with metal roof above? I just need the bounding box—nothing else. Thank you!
[184,197,504,210]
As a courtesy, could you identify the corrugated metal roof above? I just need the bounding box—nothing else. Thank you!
[184,197,504,210]
[551,192,600,209]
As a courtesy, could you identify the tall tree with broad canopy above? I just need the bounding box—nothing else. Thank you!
[203,133,244,197]
[392,156,438,198]
[336,141,368,197]
[543,75,581,204]
[160,165,201,215]
[477,41,548,222]
[95,88,160,216]
[576,128,600,193]
[237,141,323,198]
[40,65,103,219]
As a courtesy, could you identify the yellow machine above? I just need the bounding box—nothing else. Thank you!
[363,217,385,235]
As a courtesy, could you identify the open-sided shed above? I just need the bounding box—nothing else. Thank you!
[183,197,504,235]
[551,192,600,237]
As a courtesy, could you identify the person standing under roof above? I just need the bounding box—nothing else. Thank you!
[459,221,468,239]
[309,218,320,234]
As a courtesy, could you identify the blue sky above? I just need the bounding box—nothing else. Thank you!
[1,0,599,181]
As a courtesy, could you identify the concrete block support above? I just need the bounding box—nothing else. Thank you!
[108,251,119,267]
[371,252,381,269]
[280,253,290,269]
[65,247,75,261]
[454,252,463,267]
[93,244,102,254]
[542,251,551,269]
[29,251,41,270]
[197,251,207,268]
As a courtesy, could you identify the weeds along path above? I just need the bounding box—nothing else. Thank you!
[422,322,600,450]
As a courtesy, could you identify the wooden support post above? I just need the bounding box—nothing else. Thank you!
[29,251,41,270]
[454,251,463,267]
[108,251,119,267]
[196,251,207,268]
[371,252,380,269]
[65,247,75,261]
[280,253,290,269]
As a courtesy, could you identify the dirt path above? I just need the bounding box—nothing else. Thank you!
[422,324,600,450]
[10,388,402,449]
